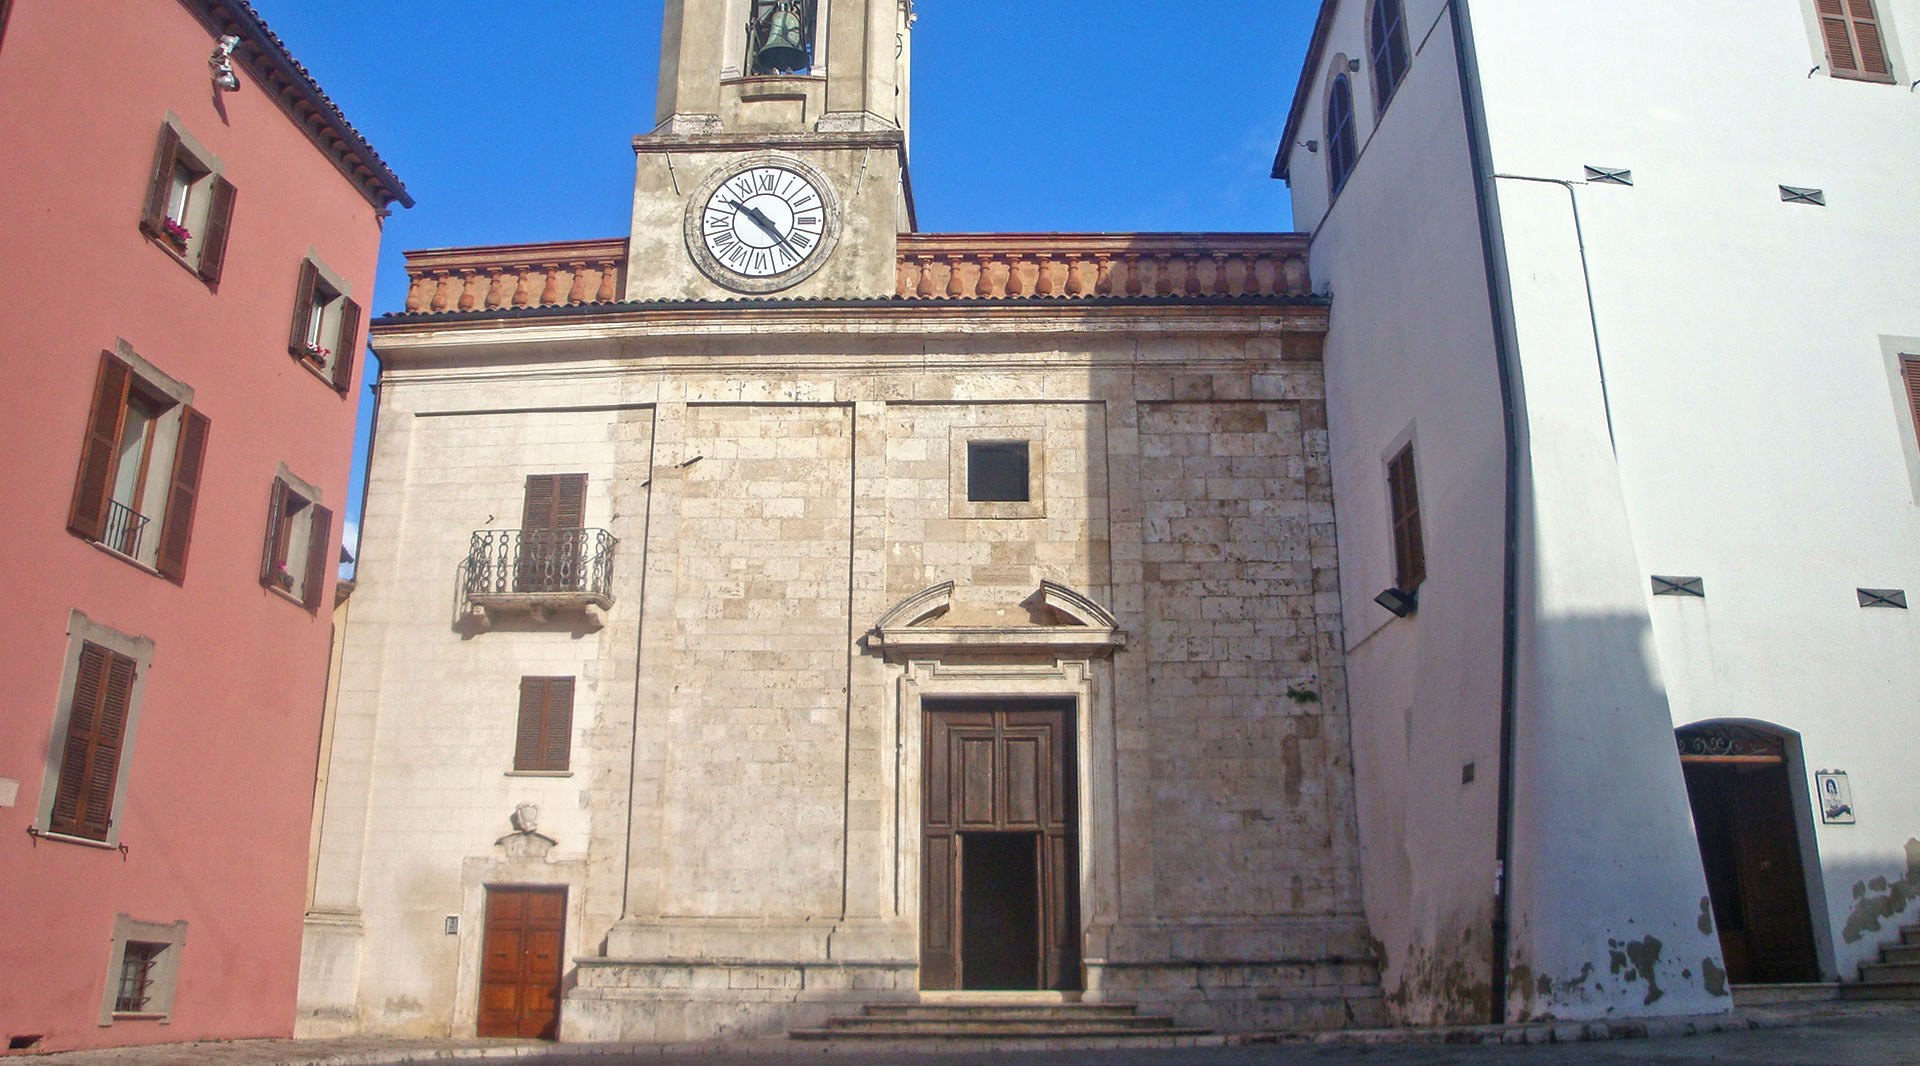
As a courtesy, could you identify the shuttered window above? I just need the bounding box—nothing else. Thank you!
[1387,443,1426,591]
[288,258,362,393]
[259,475,334,609]
[521,474,587,531]
[1326,74,1358,196]
[68,350,207,582]
[1900,357,1920,447]
[517,474,588,593]
[515,678,575,772]
[138,122,237,283]
[1819,0,1896,82]
[49,642,138,841]
[1369,0,1411,114]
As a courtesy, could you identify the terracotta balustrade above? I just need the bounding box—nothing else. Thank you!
[402,239,628,314]
[895,233,1312,301]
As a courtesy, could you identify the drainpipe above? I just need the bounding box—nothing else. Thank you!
[1445,0,1523,1026]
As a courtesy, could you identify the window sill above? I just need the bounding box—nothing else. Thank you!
[85,538,162,577]
[505,770,573,778]
[295,354,345,393]
[144,232,205,281]
[28,827,119,850]
[264,582,313,610]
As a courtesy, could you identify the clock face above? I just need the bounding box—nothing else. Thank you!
[698,165,829,280]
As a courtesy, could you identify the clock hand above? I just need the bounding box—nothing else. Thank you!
[726,198,798,254]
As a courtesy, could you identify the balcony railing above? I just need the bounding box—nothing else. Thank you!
[101,499,150,558]
[462,527,616,628]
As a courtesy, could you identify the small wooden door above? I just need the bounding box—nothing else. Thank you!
[1678,725,1819,984]
[922,703,1079,991]
[478,886,566,1039]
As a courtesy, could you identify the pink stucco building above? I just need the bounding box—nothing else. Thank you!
[0,0,408,1053]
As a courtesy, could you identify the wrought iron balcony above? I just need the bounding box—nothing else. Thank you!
[101,499,150,559]
[462,527,616,629]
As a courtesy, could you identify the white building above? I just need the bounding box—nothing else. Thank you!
[1275,0,1920,1025]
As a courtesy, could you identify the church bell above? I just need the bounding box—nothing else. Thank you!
[752,0,812,74]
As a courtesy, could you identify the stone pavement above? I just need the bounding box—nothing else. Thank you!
[17,1001,1920,1065]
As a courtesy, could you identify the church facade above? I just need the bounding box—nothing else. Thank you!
[299,0,1381,1040]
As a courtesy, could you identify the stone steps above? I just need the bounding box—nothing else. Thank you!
[1842,925,1920,1001]
[790,1000,1210,1041]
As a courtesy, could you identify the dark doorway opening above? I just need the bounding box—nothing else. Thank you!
[921,701,1079,991]
[960,832,1040,989]
[1677,724,1819,984]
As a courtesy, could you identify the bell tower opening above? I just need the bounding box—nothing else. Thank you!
[747,0,818,75]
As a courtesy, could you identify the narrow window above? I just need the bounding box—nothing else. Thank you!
[138,123,236,283]
[1900,356,1920,443]
[49,642,137,841]
[1387,443,1426,591]
[115,942,166,1013]
[746,0,818,74]
[1369,0,1411,114]
[287,258,362,393]
[518,474,588,592]
[1819,0,1895,82]
[966,440,1030,502]
[68,350,208,581]
[260,475,334,609]
[515,677,575,772]
[1326,74,1358,195]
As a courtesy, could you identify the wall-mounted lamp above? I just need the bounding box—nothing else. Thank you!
[1373,587,1417,618]
[1347,57,1361,73]
[1298,139,1320,154]
[210,34,241,92]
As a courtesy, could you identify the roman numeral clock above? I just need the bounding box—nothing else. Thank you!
[684,154,843,294]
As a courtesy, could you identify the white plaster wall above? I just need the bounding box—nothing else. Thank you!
[1468,0,1920,983]
[1282,0,1516,1024]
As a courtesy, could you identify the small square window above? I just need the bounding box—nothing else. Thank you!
[260,473,334,609]
[99,915,186,1025]
[289,258,362,393]
[967,441,1031,502]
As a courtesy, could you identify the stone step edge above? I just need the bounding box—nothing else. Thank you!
[860,1004,1146,1015]
[790,1026,1217,1041]
[823,1018,1178,1031]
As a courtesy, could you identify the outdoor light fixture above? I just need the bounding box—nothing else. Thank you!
[210,34,241,92]
[1373,587,1417,618]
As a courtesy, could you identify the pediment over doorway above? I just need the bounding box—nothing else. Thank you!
[869,580,1127,660]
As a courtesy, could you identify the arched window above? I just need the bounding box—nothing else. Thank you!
[1326,73,1357,195]
[1369,0,1411,114]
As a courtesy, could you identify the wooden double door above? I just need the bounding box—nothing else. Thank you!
[921,702,1080,991]
[478,886,565,1039]
[1678,727,1819,984]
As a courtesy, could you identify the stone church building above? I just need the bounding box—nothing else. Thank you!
[300,0,1379,1041]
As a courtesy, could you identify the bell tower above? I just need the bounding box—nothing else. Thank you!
[627,0,916,301]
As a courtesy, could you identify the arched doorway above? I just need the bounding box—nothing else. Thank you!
[1675,722,1819,983]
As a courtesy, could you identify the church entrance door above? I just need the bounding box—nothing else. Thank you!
[477,885,566,1038]
[921,702,1080,991]
[1677,724,1819,984]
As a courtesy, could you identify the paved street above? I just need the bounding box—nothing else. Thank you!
[24,1003,1920,1066]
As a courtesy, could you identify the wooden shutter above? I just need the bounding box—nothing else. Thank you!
[289,260,319,357]
[259,477,290,585]
[153,407,208,583]
[1901,358,1920,446]
[69,352,132,542]
[1819,0,1894,81]
[515,677,574,772]
[1387,444,1426,590]
[332,297,362,392]
[303,503,334,609]
[521,474,586,530]
[50,642,136,840]
[196,175,236,284]
[140,125,182,237]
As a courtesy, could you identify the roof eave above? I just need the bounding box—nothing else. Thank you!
[1274,0,1343,182]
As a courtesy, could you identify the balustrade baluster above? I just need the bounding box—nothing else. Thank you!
[568,265,595,303]
[1095,256,1114,297]
[916,257,941,298]
[948,256,970,298]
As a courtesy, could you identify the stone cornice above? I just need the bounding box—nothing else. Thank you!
[631,129,907,155]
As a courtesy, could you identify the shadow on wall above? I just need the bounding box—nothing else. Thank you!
[1500,610,1727,1023]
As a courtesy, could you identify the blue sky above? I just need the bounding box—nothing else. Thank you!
[244,1,1320,563]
